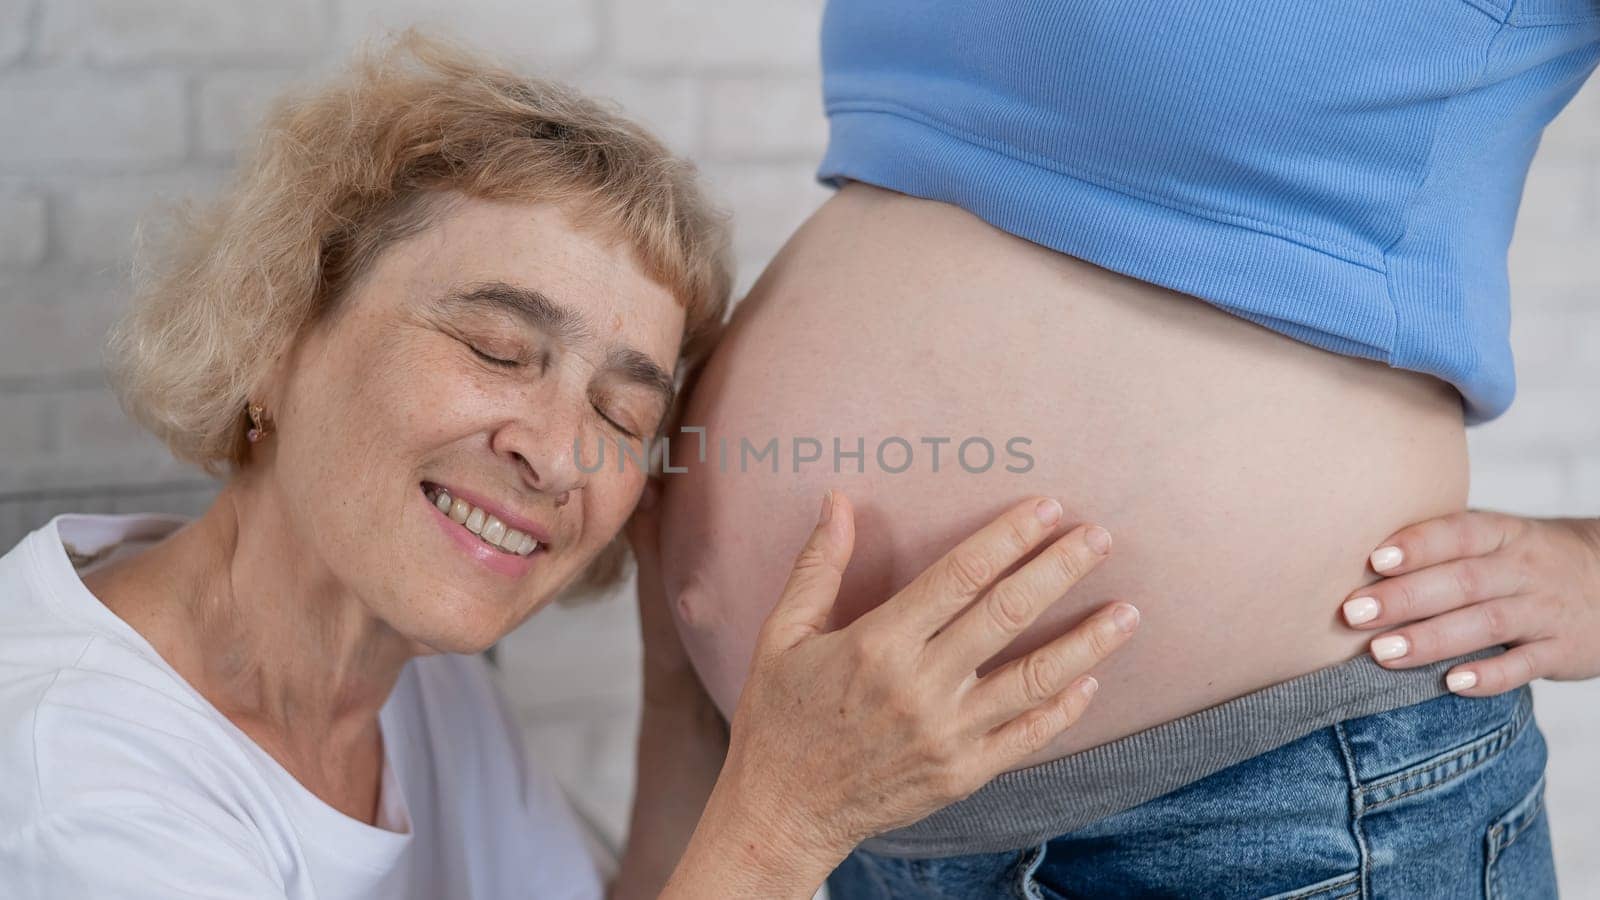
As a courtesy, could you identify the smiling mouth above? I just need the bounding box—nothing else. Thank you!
[421,483,542,557]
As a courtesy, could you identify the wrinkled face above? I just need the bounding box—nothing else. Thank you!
[264,195,685,653]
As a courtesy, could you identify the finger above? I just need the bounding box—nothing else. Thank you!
[1340,552,1529,629]
[984,675,1101,764]
[1365,594,1542,669]
[859,497,1076,639]
[925,523,1113,673]
[1443,643,1555,697]
[963,601,1139,730]
[757,489,857,653]
[1366,510,1525,576]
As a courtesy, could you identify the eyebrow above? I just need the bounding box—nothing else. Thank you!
[437,280,678,410]
[439,281,590,342]
[607,346,678,408]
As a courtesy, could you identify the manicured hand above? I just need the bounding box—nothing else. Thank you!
[1339,510,1600,696]
[711,490,1139,873]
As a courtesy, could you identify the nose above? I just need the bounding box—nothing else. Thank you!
[490,401,592,501]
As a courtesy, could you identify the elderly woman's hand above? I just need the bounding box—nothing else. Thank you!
[663,491,1137,898]
[1339,510,1600,696]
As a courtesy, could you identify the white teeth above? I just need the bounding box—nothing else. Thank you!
[481,516,506,545]
[500,528,526,551]
[429,486,542,557]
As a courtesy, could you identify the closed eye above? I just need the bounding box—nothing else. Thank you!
[470,345,521,368]
[594,404,639,439]
[463,335,639,435]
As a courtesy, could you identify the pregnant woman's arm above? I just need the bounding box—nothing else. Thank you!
[1337,510,1600,695]
[610,482,733,898]
[612,491,1138,899]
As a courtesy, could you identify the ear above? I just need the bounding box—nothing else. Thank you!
[232,339,299,472]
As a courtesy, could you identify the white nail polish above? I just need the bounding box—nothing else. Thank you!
[1343,596,1380,625]
[1446,671,1478,692]
[1370,546,1404,572]
[1370,635,1409,662]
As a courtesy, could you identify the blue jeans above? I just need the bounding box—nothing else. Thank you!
[829,686,1555,899]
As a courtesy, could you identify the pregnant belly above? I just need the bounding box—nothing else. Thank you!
[657,182,1469,767]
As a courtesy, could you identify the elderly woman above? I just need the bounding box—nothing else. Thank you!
[0,35,1143,900]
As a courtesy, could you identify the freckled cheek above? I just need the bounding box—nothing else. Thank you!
[289,358,442,527]
[365,355,499,446]
[358,346,456,413]
[297,348,412,456]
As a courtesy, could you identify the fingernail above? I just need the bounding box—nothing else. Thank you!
[1370,546,1404,573]
[1079,676,1100,699]
[1035,498,1063,526]
[1085,525,1112,554]
[1111,603,1140,633]
[1446,670,1478,692]
[1342,596,1380,625]
[819,489,834,525]
[1370,634,1409,662]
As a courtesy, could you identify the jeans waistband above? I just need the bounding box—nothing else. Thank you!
[858,647,1504,858]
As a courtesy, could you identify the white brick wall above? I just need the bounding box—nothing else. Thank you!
[194,70,306,161]
[55,172,225,266]
[0,185,45,265]
[1,1,1595,892]
[609,0,824,70]
[37,0,327,66]
[0,71,186,167]
[0,1,30,66]
[334,0,598,68]
[705,75,830,158]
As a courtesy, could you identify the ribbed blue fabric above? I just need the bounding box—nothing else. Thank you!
[817,0,1600,424]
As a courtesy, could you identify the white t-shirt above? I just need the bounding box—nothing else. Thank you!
[0,513,605,900]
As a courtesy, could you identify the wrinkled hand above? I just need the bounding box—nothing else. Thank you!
[711,490,1139,868]
[1339,510,1600,696]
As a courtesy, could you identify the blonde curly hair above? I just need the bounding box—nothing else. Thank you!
[107,29,732,478]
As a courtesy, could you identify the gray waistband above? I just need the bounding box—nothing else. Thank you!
[859,647,1503,858]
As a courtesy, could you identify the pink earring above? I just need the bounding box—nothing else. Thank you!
[246,403,271,443]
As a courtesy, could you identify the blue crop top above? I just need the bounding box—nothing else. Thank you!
[816,0,1600,424]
